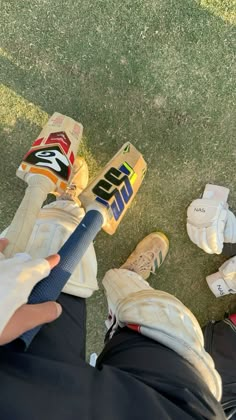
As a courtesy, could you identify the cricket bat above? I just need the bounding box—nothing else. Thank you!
[4,113,83,258]
[21,142,147,346]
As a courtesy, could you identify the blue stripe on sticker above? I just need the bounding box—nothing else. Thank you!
[119,164,130,175]
[111,190,125,220]
[95,197,109,208]
[121,177,133,203]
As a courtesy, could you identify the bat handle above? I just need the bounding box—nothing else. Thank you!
[20,209,104,348]
[4,175,54,258]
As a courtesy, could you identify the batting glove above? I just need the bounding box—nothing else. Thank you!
[187,184,229,254]
[207,256,236,297]
[224,210,236,243]
[0,238,57,337]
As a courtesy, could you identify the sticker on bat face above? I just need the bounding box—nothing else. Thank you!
[24,145,71,181]
[32,137,44,147]
[123,144,130,154]
[46,132,71,154]
[35,150,69,171]
[49,114,65,126]
[93,163,134,221]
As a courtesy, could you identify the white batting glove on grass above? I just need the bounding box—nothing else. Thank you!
[0,238,62,345]
[206,256,236,297]
[187,184,230,254]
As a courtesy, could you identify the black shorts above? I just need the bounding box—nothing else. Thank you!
[0,294,225,420]
[204,318,236,419]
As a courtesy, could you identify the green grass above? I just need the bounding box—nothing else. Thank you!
[198,0,236,24]
[0,0,235,356]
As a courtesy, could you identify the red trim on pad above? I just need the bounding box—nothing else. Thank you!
[127,323,141,333]
[229,314,236,325]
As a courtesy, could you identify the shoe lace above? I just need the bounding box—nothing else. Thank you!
[127,251,156,275]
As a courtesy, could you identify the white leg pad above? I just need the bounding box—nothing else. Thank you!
[103,268,222,401]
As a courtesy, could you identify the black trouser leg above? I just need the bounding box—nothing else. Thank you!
[7,294,86,365]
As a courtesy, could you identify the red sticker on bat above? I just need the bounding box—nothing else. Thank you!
[50,114,64,126]
[70,151,75,165]
[72,123,81,137]
[32,137,43,147]
[46,132,71,154]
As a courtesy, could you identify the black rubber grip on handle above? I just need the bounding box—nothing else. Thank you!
[21,209,104,348]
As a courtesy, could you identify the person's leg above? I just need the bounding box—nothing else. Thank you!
[98,232,222,404]
[6,294,87,364]
[27,294,87,363]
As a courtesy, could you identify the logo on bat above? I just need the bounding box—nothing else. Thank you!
[35,150,69,172]
[93,163,134,221]
[24,146,70,180]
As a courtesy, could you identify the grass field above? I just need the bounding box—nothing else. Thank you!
[0,0,235,355]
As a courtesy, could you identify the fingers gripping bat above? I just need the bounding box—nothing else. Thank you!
[3,113,83,257]
[21,142,147,346]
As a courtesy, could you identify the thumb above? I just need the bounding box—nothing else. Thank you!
[0,302,62,345]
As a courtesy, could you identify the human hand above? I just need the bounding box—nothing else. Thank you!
[0,238,62,345]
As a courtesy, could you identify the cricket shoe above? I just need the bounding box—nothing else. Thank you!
[121,232,169,280]
[54,157,89,204]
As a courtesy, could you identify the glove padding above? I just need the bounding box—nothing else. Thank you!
[206,256,236,297]
[26,201,98,298]
[0,251,50,335]
[1,200,98,298]
[224,210,236,243]
[187,198,228,254]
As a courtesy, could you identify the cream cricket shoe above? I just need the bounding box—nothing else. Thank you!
[55,157,89,204]
[121,232,169,280]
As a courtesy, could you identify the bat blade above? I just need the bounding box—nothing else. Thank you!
[17,112,83,193]
[21,143,147,346]
[3,113,83,257]
[79,142,147,234]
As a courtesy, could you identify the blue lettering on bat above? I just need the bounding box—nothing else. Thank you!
[111,190,125,221]
[121,176,133,203]
[93,164,134,221]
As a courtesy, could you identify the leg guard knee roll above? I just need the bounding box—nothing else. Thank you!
[103,268,222,401]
